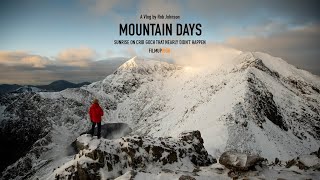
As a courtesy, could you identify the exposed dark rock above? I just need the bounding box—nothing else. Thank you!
[285,159,296,168]
[179,131,204,144]
[245,72,288,131]
[285,77,320,96]
[311,86,320,93]
[55,130,215,179]
[310,147,320,158]
[77,161,103,180]
[227,170,241,179]
[179,175,196,180]
[296,161,308,170]
[285,153,320,170]
[240,58,280,79]
[179,131,216,166]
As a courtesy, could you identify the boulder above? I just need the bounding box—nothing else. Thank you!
[219,151,264,171]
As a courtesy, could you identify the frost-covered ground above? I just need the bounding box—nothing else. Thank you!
[0,52,319,179]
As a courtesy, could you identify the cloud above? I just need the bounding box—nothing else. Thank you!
[105,47,142,58]
[20,56,50,68]
[83,0,319,24]
[0,51,51,68]
[56,46,97,67]
[0,47,98,68]
[169,44,242,70]
[0,47,129,85]
[81,0,133,16]
[124,47,137,57]
[183,0,320,41]
[243,20,290,36]
[224,23,320,74]
[0,57,128,85]
[186,0,320,24]
[88,0,119,15]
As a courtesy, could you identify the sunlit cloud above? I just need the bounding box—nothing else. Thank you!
[56,46,97,67]
[0,48,127,84]
[0,51,51,68]
[81,0,133,16]
[171,44,242,70]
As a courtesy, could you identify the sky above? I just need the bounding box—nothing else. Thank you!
[0,0,319,84]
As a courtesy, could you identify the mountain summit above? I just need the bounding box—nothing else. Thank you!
[116,56,179,74]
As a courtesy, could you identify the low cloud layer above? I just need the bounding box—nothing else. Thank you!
[224,23,320,75]
[57,47,97,67]
[0,47,98,68]
[186,0,319,24]
[0,48,127,85]
[0,51,51,68]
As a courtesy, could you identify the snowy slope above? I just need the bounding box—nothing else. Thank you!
[11,86,46,93]
[83,54,320,161]
[0,53,319,179]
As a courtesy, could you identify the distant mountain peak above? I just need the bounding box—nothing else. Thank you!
[11,86,45,93]
[116,56,180,74]
[118,56,139,70]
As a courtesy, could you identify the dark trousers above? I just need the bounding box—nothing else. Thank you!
[90,122,101,138]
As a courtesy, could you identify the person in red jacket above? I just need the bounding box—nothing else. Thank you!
[89,99,104,138]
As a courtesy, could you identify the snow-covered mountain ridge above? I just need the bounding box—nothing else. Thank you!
[85,53,319,160]
[0,52,319,179]
[116,56,180,74]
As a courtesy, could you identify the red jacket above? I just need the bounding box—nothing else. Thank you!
[89,103,104,123]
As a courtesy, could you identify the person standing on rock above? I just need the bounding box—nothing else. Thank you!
[89,99,104,139]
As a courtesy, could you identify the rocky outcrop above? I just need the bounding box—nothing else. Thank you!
[285,148,320,170]
[179,131,215,166]
[245,72,288,131]
[79,123,132,140]
[219,151,265,171]
[55,130,215,180]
